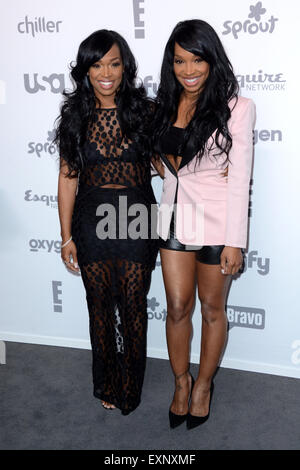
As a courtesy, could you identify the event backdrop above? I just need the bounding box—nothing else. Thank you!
[1,0,300,378]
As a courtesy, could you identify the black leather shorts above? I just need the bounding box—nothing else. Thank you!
[159,212,224,265]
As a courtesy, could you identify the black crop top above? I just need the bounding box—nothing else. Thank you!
[160,126,194,170]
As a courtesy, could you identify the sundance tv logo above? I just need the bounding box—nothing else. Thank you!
[222,2,278,39]
[227,305,265,330]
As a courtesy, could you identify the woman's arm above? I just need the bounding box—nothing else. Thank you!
[58,159,78,241]
[58,159,80,273]
[151,158,165,178]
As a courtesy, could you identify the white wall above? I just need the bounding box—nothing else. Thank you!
[1,0,300,378]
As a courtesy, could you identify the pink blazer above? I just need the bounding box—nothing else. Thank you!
[156,96,256,248]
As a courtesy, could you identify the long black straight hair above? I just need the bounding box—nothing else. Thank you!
[54,29,153,177]
[152,19,239,162]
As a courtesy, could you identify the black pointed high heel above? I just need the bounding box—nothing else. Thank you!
[186,381,214,430]
[169,373,195,429]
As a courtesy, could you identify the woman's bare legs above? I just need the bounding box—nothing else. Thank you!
[189,262,231,417]
[160,249,196,415]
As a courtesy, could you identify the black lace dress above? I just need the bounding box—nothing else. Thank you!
[71,108,158,415]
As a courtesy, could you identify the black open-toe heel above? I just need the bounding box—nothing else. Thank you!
[186,381,214,430]
[169,373,195,429]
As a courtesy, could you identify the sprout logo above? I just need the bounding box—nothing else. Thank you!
[222,2,279,39]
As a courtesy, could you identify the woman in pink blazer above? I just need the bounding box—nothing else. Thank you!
[152,19,256,429]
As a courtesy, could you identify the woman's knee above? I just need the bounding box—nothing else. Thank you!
[200,298,226,324]
[166,297,194,324]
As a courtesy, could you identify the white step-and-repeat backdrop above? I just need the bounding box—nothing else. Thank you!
[1,0,300,378]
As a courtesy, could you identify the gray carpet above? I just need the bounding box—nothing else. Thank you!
[0,341,299,450]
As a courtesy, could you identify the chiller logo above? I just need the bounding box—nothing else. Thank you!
[222,2,278,39]
[17,16,62,38]
[227,305,265,330]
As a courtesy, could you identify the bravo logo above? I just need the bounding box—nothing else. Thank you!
[222,2,278,39]
[227,305,265,330]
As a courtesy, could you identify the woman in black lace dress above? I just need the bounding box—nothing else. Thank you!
[55,30,158,415]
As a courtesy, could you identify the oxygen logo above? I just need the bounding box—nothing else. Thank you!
[222,2,279,39]
[28,130,58,159]
[0,80,5,104]
[147,297,167,321]
[253,129,282,145]
[227,305,265,330]
[17,16,62,38]
[24,73,65,94]
[132,0,145,38]
[24,190,57,209]
[291,340,300,365]
[29,239,62,253]
[52,281,62,313]
[243,250,270,275]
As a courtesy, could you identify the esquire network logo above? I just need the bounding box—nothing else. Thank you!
[222,2,278,39]
[24,190,57,209]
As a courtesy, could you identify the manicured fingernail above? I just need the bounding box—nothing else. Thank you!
[221,269,225,274]
[74,263,78,268]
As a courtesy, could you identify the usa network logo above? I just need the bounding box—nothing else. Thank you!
[222,2,279,39]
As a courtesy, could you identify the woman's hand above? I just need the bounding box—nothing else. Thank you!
[220,246,243,275]
[61,240,81,274]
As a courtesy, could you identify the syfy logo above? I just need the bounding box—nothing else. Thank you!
[147,297,167,321]
[29,239,61,253]
[222,2,278,39]
[52,281,62,313]
[24,73,65,94]
[17,16,62,38]
[243,250,270,276]
[143,76,158,97]
[132,0,145,38]
[24,190,57,209]
[27,130,58,159]
[227,305,265,330]
[236,71,286,92]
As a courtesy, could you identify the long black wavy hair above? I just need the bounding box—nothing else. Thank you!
[54,29,153,177]
[152,19,239,163]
